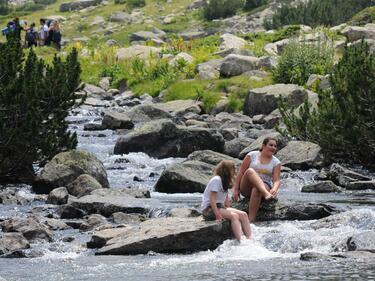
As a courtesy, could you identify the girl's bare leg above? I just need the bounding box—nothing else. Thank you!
[220,209,242,241]
[241,168,273,199]
[248,188,262,222]
[227,208,251,239]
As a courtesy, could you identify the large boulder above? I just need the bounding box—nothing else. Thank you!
[187,150,241,166]
[87,227,131,248]
[301,181,341,193]
[154,100,203,116]
[1,217,53,242]
[101,110,134,130]
[224,138,254,158]
[0,233,30,255]
[125,104,172,123]
[59,0,101,12]
[197,59,223,80]
[341,24,375,42]
[328,163,372,187]
[130,30,166,42]
[243,84,309,117]
[335,231,375,252]
[116,45,161,61]
[154,160,213,193]
[96,217,231,255]
[33,150,109,194]
[113,119,224,158]
[220,54,261,77]
[219,33,247,50]
[67,174,104,197]
[109,12,132,23]
[276,141,324,170]
[345,180,375,190]
[47,187,69,205]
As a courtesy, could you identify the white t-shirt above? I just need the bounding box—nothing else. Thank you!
[40,24,48,40]
[201,176,227,210]
[247,151,280,186]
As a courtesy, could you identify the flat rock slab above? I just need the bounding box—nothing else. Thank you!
[69,194,160,217]
[96,217,231,255]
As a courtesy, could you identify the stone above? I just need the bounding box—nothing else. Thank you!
[33,150,109,194]
[109,12,132,23]
[187,150,241,166]
[301,181,341,193]
[96,217,231,255]
[345,180,375,190]
[197,59,223,80]
[341,25,375,42]
[59,0,102,12]
[60,205,87,219]
[328,163,371,187]
[306,74,330,91]
[80,214,108,232]
[87,227,131,248]
[169,52,194,66]
[102,110,134,130]
[243,84,309,117]
[125,104,172,123]
[116,45,161,61]
[47,187,69,205]
[224,138,254,158]
[220,54,261,77]
[0,233,30,255]
[219,33,247,50]
[335,231,375,252]
[276,141,324,170]
[67,174,104,197]
[154,99,203,116]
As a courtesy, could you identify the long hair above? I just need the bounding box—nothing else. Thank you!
[214,160,235,192]
[259,137,277,152]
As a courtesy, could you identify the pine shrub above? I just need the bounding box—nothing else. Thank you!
[244,0,266,11]
[0,38,82,183]
[203,0,244,20]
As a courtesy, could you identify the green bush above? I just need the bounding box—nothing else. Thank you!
[15,3,45,12]
[0,38,82,183]
[278,41,375,165]
[272,41,334,86]
[350,6,375,25]
[266,0,375,29]
[244,0,266,11]
[203,0,244,20]
[0,0,9,15]
[126,0,145,8]
[34,0,57,4]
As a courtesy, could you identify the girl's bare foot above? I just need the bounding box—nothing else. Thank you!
[264,193,274,200]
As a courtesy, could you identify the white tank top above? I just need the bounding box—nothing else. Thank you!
[247,151,280,186]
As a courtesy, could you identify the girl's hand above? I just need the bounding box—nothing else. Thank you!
[215,213,224,222]
[232,188,239,202]
[270,188,278,197]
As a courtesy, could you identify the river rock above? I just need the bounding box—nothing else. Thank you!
[300,252,345,261]
[59,0,101,12]
[239,132,287,159]
[334,231,375,253]
[1,217,53,242]
[96,217,231,255]
[33,150,109,194]
[0,233,30,255]
[276,141,324,170]
[68,192,160,217]
[187,150,241,166]
[67,174,104,197]
[224,138,254,158]
[84,84,106,96]
[60,205,87,219]
[232,200,340,222]
[154,160,213,193]
[168,208,200,218]
[328,163,372,187]
[125,104,172,123]
[116,45,161,61]
[111,212,144,224]
[102,110,134,130]
[47,187,69,205]
[87,227,131,248]
[114,119,224,158]
[80,214,110,232]
[301,181,341,193]
[243,84,309,117]
[345,180,375,190]
[155,100,203,116]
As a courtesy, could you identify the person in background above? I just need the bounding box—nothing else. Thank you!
[232,137,281,222]
[50,20,61,50]
[25,22,38,48]
[201,160,252,242]
[39,19,49,46]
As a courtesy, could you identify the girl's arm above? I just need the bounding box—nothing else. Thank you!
[232,155,251,201]
[270,164,281,196]
[210,191,223,221]
[224,194,230,208]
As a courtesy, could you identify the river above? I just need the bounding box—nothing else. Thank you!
[0,104,374,281]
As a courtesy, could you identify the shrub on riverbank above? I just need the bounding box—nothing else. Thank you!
[0,38,82,183]
[278,41,375,166]
[265,0,375,29]
[203,0,244,20]
[272,41,334,86]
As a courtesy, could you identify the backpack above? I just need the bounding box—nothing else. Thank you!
[26,29,37,43]
[2,22,16,36]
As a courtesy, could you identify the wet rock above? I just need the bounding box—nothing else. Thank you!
[276,141,324,170]
[80,214,109,232]
[62,236,75,242]
[232,200,340,222]
[33,150,109,194]
[47,187,69,205]
[328,163,371,187]
[114,119,224,158]
[96,217,231,255]
[168,208,200,218]
[0,233,30,255]
[68,193,160,217]
[224,138,254,158]
[345,180,375,190]
[60,205,87,219]
[1,217,53,242]
[91,188,150,199]
[101,110,134,130]
[334,231,375,252]
[87,227,132,248]
[243,84,309,117]
[300,252,346,261]
[111,212,144,225]
[154,160,213,193]
[0,189,30,205]
[301,181,341,193]
[67,174,104,198]
[83,123,104,131]
[187,150,241,166]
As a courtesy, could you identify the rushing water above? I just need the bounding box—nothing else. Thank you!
[1,105,375,281]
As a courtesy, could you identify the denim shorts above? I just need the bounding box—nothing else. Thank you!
[202,203,226,221]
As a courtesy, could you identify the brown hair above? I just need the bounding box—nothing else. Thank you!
[214,160,235,192]
[259,137,277,151]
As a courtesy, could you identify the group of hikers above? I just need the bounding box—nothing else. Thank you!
[201,137,281,242]
[2,17,62,49]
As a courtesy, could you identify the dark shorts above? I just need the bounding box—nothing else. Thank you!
[202,203,226,221]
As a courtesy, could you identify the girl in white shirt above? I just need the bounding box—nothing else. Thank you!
[202,160,251,241]
[232,137,281,222]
